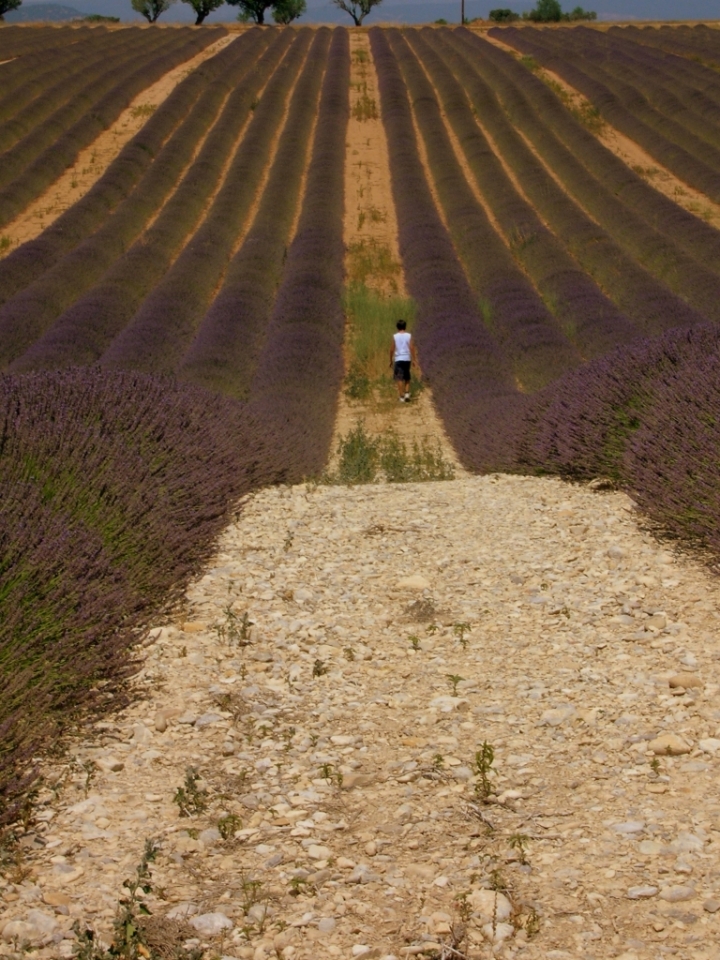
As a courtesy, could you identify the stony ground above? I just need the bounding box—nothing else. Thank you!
[3,474,720,960]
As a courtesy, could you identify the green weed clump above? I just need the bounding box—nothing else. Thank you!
[346,242,402,288]
[352,92,379,121]
[343,282,416,389]
[329,422,454,485]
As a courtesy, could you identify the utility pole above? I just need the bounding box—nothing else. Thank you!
[461,0,464,22]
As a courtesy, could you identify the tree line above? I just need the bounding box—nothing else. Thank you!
[0,0,385,26]
[0,0,596,36]
[489,0,596,22]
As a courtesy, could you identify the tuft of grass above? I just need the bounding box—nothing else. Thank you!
[129,103,157,120]
[329,422,454,485]
[352,92,378,121]
[346,241,402,289]
[333,422,379,484]
[572,100,605,134]
[508,832,530,864]
[312,659,329,677]
[213,605,252,647]
[218,812,242,840]
[344,363,373,401]
[344,280,416,380]
[453,621,471,648]
[379,431,454,483]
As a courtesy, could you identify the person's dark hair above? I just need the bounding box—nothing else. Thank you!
[396,320,407,330]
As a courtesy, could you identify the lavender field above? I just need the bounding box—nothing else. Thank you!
[3,19,720,822]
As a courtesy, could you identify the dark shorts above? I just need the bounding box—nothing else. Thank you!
[393,360,411,382]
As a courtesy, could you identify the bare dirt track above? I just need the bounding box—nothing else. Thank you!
[0,35,234,256]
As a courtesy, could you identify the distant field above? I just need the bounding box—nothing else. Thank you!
[3,21,720,823]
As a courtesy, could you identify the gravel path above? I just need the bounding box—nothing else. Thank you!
[3,475,720,960]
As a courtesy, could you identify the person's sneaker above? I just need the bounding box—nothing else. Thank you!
[399,396,405,402]
[404,392,410,400]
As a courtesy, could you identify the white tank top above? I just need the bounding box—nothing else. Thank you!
[393,331,412,361]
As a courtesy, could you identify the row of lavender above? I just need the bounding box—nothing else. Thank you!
[0,29,349,826]
[375,28,720,575]
[457,29,720,327]
[100,28,318,375]
[495,25,720,205]
[4,27,285,370]
[0,30,246,307]
[1,29,130,130]
[372,26,720,416]
[379,27,720,396]
[0,25,98,61]
[386,28,581,393]
[369,27,523,470]
[0,27,222,231]
[0,372,277,827]
[613,23,720,68]
[403,30,636,363]
[0,24,99,59]
[0,28,163,156]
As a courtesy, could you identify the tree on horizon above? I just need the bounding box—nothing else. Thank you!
[332,0,382,26]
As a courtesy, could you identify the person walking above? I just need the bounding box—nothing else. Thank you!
[389,320,418,402]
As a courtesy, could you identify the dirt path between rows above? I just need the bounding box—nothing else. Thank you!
[331,30,463,476]
[0,34,234,256]
[484,31,720,230]
[3,475,720,960]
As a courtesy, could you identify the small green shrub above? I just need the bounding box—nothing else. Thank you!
[344,362,372,401]
[328,423,454,485]
[334,422,380,484]
[489,7,519,20]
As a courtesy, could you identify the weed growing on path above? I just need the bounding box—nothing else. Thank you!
[453,622,471,648]
[312,659,329,677]
[329,422,454,484]
[173,768,208,817]
[214,605,252,647]
[73,839,201,960]
[508,832,530,864]
[473,742,496,802]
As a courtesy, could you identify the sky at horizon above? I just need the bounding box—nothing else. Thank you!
[8,0,720,27]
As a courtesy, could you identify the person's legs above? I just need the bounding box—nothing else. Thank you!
[404,377,410,400]
[394,361,408,400]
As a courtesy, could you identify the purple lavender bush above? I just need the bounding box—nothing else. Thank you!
[181,30,332,398]
[247,27,350,481]
[0,367,278,826]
